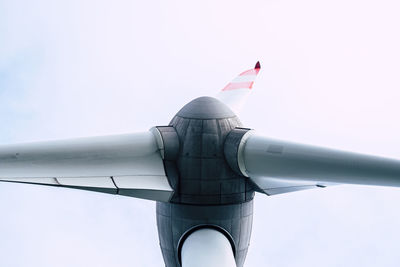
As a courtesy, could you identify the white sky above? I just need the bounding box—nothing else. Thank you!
[1,0,400,266]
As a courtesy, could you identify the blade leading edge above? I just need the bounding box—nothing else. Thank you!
[0,131,173,201]
[241,133,400,194]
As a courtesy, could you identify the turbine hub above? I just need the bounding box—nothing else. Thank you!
[167,96,256,205]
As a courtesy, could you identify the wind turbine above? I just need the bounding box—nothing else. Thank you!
[2,62,400,267]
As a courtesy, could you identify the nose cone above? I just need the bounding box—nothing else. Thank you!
[176,96,235,119]
[168,96,255,206]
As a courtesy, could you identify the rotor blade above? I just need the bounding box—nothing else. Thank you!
[0,131,173,201]
[181,228,236,267]
[239,132,400,192]
[217,61,261,114]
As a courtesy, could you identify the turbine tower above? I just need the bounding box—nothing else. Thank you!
[2,62,400,267]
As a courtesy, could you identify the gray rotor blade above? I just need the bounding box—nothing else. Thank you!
[240,132,400,191]
[0,131,173,201]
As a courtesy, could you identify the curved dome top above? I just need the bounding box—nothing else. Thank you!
[175,96,235,119]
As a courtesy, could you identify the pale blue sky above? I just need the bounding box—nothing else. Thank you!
[1,0,400,266]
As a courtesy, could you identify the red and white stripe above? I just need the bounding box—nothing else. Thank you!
[218,61,261,114]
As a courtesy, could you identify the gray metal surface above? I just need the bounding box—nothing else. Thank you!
[153,126,181,200]
[224,128,253,179]
[176,96,236,119]
[152,126,180,161]
[242,133,400,188]
[169,97,256,205]
[181,228,236,267]
[0,131,173,201]
[156,200,253,267]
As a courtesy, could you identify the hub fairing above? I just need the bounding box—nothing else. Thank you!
[169,96,256,205]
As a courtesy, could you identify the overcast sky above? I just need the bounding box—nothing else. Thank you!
[1,0,400,266]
